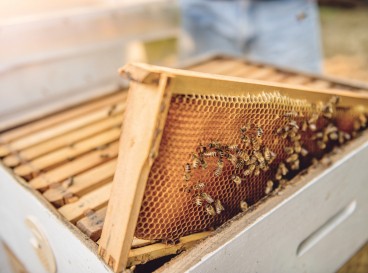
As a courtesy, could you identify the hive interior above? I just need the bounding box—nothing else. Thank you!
[0,56,367,268]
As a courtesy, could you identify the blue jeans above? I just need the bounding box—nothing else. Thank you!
[179,0,322,73]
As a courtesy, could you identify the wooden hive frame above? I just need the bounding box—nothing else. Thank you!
[98,62,368,272]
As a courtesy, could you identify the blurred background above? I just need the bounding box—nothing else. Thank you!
[1,0,367,129]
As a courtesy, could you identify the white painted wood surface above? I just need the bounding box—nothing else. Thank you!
[0,166,112,273]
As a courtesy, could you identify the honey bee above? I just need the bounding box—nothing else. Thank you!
[228,144,239,151]
[183,173,191,181]
[300,148,309,157]
[309,113,319,124]
[248,156,257,165]
[193,182,205,191]
[235,159,244,169]
[293,141,301,153]
[200,158,208,169]
[312,132,323,140]
[232,175,242,186]
[254,166,261,176]
[214,159,224,176]
[184,163,191,173]
[228,154,238,167]
[243,168,253,176]
[263,147,271,161]
[276,127,284,135]
[329,132,338,140]
[301,121,308,132]
[191,154,201,169]
[289,120,299,129]
[284,147,294,155]
[216,149,226,158]
[325,124,338,134]
[281,131,289,139]
[253,152,264,165]
[194,195,203,206]
[288,131,296,139]
[284,111,298,119]
[309,123,317,131]
[251,137,261,151]
[317,140,326,150]
[237,150,250,162]
[201,192,214,203]
[205,204,216,216]
[279,162,288,176]
[203,151,217,157]
[293,134,302,141]
[241,135,251,147]
[256,126,264,138]
[265,180,274,195]
[214,199,225,214]
[286,154,298,163]
[196,144,207,155]
[275,172,282,181]
[290,159,300,170]
[240,200,249,212]
[208,140,221,149]
[240,123,251,134]
[259,162,269,171]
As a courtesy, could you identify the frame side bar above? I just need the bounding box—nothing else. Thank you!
[98,69,171,272]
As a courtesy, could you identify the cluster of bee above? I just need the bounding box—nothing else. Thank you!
[183,122,278,216]
[312,123,350,149]
[188,181,224,216]
[274,111,310,183]
[239,123,277,180]
[310,96,360,149]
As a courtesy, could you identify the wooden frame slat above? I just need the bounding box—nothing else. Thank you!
[58,182,112,223]
[3,113,123,167]
[43,159,117,206]
[13,127,120,176]
[27,141,119,189]
[0,91,126,153]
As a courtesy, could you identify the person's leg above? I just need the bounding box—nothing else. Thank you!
[246,0,323,73]
[179,0,254,60]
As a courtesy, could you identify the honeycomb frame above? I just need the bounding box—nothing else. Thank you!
[98,63,368,272]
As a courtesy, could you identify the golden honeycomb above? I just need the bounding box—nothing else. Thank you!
[135,92,366,240]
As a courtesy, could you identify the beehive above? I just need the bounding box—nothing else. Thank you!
[1,56,368,273]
